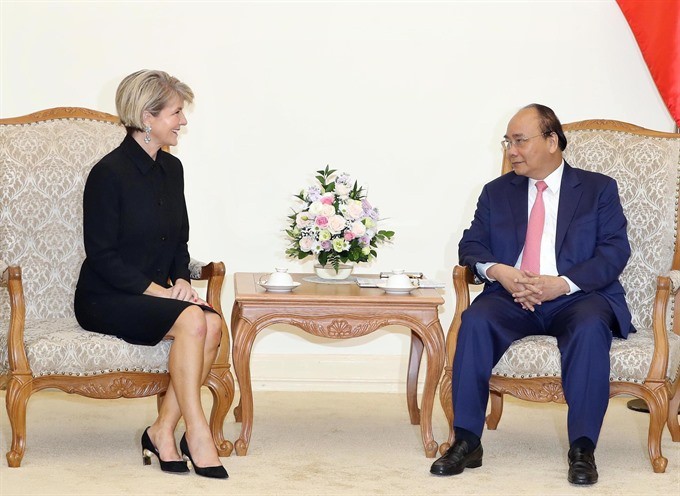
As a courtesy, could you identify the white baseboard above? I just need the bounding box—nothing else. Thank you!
[246,353,428,393]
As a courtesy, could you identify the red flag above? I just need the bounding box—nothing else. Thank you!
[617,0,680,128]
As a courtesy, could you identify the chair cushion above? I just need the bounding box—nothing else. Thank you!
[492,332,680,383]
[0,318,170,377]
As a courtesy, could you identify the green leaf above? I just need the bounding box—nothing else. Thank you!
[318,251,328,266]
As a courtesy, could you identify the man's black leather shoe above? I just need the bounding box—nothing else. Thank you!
[568,446,598,485]
[430,439,483,476]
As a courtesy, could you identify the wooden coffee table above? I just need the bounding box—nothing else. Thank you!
[230,272,445,457]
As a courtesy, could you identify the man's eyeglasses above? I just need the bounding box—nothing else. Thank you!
[501,132,552,151]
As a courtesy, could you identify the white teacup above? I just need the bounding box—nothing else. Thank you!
[261,268,294,286]
[386,270,412,288]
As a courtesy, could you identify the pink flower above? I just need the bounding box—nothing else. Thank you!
[315,216,329,228]
[299,236,314,252]
[320,193,335,205]
[344,231,355,241]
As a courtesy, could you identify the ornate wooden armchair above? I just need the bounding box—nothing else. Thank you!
[439,120,680,473]
[0,108,235,467]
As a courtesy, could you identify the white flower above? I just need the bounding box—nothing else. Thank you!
[350,220,366,237]
[327,215,347,234]
[335,182,351,198]
[296,212,313,228]
[308,201,324,216]
[320,203,336,217]
[344,200,365,220]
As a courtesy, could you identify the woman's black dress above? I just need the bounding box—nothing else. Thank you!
[74,134,215,346]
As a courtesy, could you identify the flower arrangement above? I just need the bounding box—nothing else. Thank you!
[286,166,395,272]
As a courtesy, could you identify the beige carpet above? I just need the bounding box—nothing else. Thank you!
[0,391,678,496]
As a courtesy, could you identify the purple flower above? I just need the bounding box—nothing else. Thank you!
[306,186,322,202]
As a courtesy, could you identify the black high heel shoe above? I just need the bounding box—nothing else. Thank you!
[180,433,229,479]
[141,427,189,474]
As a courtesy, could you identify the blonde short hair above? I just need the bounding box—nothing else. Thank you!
[115,70,194,132]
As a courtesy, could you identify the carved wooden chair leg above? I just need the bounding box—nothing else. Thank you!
[438,368,455,454]
[5,379,31,467]
[205,372,235,457]
[486,391,504,430]
[406,330,424,425]
[646,390,669,473]
[667,386,680,442]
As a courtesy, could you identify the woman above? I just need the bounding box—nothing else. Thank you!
[74,70,227,479]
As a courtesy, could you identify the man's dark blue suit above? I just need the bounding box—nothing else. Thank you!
[453,161,633,446]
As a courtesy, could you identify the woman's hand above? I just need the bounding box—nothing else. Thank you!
[171,278,200,302]
[144,279,208,306]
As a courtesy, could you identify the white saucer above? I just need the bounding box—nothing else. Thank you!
[375,281,416,294]
[258,282,301,293]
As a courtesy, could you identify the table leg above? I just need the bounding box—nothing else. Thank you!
[230,301,243,423]
[231,314,257,455]
[415,320,445,458]
[234,398,242,423]
[407,330,423,425]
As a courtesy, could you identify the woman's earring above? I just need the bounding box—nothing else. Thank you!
[144,125,152,144]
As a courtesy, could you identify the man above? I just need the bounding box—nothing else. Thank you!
[430,104,632,485]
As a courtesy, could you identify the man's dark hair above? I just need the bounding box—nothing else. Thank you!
[523,103,568,151]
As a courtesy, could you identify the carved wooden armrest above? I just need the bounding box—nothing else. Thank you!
[445,265,483,362]
[188,260,225,305]
[645,274,672,383]
[4,265,31,376]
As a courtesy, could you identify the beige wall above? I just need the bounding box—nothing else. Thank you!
[1,1,674,389]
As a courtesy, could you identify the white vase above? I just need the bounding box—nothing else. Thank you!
[314,264,353,280]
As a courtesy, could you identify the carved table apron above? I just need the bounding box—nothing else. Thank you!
[230,272,445,457]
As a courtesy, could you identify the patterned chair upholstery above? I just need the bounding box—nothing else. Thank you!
[439,120,680,473]
[0,108,235,467]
